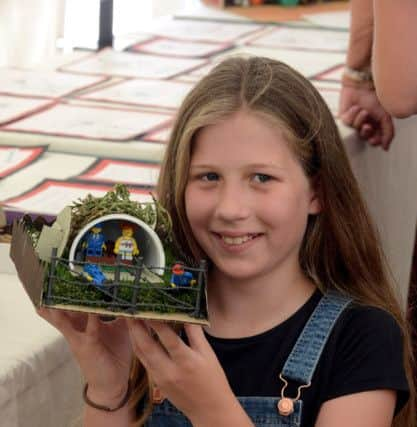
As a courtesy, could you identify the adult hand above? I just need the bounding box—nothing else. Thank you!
[127,320,250,426]
[38,308,132,402]
[339,84,395,151]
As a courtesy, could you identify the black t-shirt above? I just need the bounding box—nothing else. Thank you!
[204,290,409,427]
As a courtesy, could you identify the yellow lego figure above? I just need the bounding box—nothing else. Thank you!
[114,223,139,261]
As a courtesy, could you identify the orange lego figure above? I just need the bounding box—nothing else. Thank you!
[170,263,196,288]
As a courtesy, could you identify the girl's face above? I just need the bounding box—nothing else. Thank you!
[184,109,320,283]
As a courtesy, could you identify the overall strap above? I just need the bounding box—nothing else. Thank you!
[281,291,352,385]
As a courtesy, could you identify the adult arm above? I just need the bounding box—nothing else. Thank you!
[339,0,394,150]
[373,0,417,117]
[346,0,373,71]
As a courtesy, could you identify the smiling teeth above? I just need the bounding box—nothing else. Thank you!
[221,235,255,245]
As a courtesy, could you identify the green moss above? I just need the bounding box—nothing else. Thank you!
[68,184,173,250]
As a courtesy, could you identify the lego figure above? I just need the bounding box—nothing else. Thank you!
[114,223,139,261]
[83,263,106,287]
[170,263,196,288]
[84,223,106,257]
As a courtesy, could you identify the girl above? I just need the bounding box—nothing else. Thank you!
[38,57,414,427]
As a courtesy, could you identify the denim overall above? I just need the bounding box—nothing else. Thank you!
[145,292,352,427]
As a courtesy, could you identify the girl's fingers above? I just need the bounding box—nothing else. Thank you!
[147,321,189,360]
[66,311,89,332]
[184,324,211,353]
[85,314,101,340]
[37,307,70,332]
[127,319,173,372]
[126,319,148,363]
[37,307,81,346]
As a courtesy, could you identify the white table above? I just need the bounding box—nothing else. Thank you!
[0,244,83,427]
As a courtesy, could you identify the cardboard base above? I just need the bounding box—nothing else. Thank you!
[47,303,209,325]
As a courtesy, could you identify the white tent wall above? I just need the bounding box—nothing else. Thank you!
[0,0,66,67]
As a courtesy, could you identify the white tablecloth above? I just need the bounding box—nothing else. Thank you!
[0,244,83,427]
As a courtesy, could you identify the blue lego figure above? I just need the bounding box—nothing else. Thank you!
[83,223,106,257]
[83,263,106,287]
[170,263,196,288]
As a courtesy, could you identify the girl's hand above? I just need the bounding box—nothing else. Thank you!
[37,308,132,402]
[127,320,248,426]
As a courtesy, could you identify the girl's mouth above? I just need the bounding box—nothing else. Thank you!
[213,233,262,246]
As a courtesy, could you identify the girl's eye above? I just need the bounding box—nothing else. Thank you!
[253,173,272,183]
[201,172,219,181]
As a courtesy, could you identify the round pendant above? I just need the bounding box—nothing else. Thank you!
[277,397,294,416]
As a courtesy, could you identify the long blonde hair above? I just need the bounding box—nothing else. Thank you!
[130,56,415,426]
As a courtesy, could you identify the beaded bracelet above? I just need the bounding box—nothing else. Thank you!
[83,380,132,412]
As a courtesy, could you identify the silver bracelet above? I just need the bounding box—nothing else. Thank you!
[343,66,373,83]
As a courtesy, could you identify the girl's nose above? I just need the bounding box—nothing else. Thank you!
[214,183,251,222]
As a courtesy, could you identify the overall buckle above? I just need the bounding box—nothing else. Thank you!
[277,373,311,416]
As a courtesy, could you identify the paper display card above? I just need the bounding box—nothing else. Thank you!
[114,32,155,51]
[216,45,346,79]
[60,49,206,80]
[311,64,344,82]
[130,37,233,58]
[0,68,107,98]
[248,26,349,53]
[3,180,154,216]
[143,126,173,144]
[0,145,46,178]
[0,95,53,126]
[303,11,351,31]
[80,78,193,109]
[2,103,172,141]
[142,17,264,43]
[76,159,160,187]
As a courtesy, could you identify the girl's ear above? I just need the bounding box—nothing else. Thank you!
[308,177,322,215]
[308,194,321,215]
